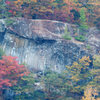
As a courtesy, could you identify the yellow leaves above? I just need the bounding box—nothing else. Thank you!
[69,56,91,71]
[79,56,91,68]
[13,0,37,7]
[66,56,92,76]
[82,86,99,100]
[71,75,79,81]
[84,62,89,66]
[14,0,22,4]
[65,65,69,68]
[73,62,78,66]
[75,85,80,89]
[31,0,37,2]
[79,56,91,63]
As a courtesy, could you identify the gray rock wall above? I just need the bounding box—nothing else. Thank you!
[0,18,99,72]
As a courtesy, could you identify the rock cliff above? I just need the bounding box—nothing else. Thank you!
[0,18,99,72]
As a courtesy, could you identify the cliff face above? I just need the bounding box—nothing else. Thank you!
[0,18,100,72]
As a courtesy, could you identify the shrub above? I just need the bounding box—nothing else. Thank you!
[62,35,72,40]
[62,25,72,40]
[86,44,91,50]
[75,35,85,42]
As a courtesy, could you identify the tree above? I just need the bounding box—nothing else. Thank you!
[62,25,72,40]
[11,73,35,100]
[0,56,29,93]
[0,0,11,18]
[89,55,100,93]
[41,69,71,100]
[82,86,98,100]
[70,9,80,21]
[79,8,88,31]
[66,56,92,93]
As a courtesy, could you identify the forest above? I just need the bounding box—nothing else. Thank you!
[0,0,100,28]
[0,0,100,100]
[0,48,100,100]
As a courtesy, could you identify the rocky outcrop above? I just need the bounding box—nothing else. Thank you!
[86,27,100,54]
[0,18,99,72]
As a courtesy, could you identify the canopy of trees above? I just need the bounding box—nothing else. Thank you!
[0,0,100,28]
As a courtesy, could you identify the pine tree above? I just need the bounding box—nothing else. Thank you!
[79,8,88,31]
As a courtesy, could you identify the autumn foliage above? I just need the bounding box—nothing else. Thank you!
[82,86,99,100]
[0,56,29,90]
[1,0,99,28]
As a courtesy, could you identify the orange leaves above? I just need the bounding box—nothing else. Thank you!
[82,86,99,100]
[2,0,100,27]
[0,56,29,90]
[14,0,23,5]
[64,0,71,5]
[13,0,37,5]
[31,0,37,2]
[4,0,79,22]
[79,56,91,67]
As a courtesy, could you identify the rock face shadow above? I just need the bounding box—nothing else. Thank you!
[0,18,99,72]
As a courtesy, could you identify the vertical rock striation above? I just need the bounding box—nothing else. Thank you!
[0,18,99,72]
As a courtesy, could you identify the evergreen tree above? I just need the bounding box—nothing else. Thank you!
[79,8,88,31]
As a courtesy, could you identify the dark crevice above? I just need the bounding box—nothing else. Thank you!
[0,28,6,43]
[7,28,56,45]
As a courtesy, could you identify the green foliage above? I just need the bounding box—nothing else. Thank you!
[79,8,88,31]
[0,48,5,59]
[32,90,45,100]
[62,35,72,40]
[86,44,91,50]
[5,19,15,27]
[11,73,35,100]
[21,62,27,66]
[75,35,85,42]
[62,25,72,40]
[89,55,100,92]
[1,55,100,100]
[41,69,72,100]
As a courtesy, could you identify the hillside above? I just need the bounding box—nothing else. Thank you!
[0,18,99,72]
[0,0,100,100]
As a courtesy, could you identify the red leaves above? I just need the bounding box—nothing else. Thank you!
[0,60,5,64]
[5,1,11,5]
[0,56,29,90]
[8,10,13,13]
[4,0,79,23]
